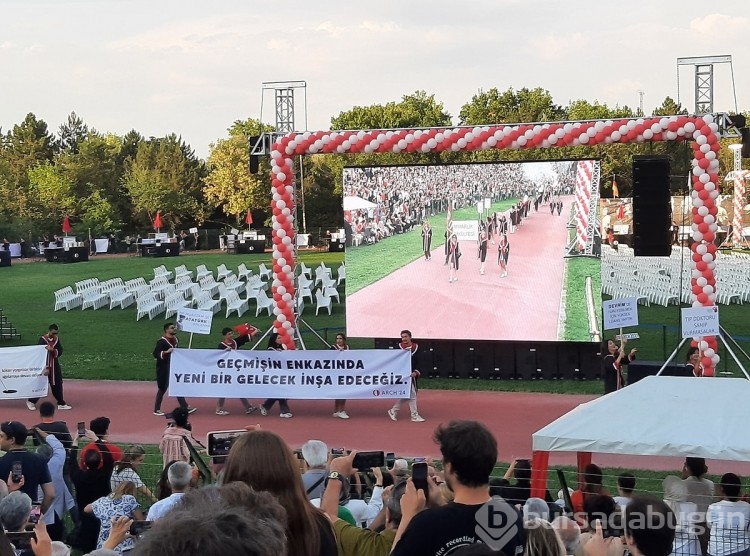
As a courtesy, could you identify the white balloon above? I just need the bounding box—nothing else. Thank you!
[697,276,708,287]
[666,131,677,141]
[457,138,467,149]
[282,292,292,302]
[704,347,715,357]
[611,131,622,141]
[651,123,662,134]
[692,300,702,307]
[277,286,287,295]
[579,133,590,144]
[693,231,704,242]
[282,321,292,330]
[277,229,286,238]
[702,285,714,295]
[487,137,497,147]
[698,206,709,216]
[695,135,707,145]
[699,173,710,184]
[684,122,696,133]
[711,353,720,365]
[704,215,715,224]
[701,253,713,263]
[517,136,527,146]
[282,265,292,274]
[282,236,292,245]
[702,114,714,125]
[643,130,654,140]
[427,138,437,149]
[696,244,707,255]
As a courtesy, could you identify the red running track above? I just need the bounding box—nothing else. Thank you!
[5,380,750,476]
[347,197,575,341]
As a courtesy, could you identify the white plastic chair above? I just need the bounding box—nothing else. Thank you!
[315,289,332,315]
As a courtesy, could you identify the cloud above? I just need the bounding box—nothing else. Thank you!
[690,13,748,36]
[536,32,589,61]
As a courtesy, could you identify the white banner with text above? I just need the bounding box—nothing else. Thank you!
[0,346,49,399]
[169,348,412,399]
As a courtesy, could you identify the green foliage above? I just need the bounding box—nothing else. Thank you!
[458,87,566,126]
[331,90,452,130]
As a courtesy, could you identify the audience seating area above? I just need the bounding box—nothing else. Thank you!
[51,262,346,321]
[602,245,749,306]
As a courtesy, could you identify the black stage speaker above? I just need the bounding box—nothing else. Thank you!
[492,343,515,380]
[632,156,671,256]
[514,343,538,380]
[0,251,10,267]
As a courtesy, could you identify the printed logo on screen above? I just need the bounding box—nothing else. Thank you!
[475,496,519,550]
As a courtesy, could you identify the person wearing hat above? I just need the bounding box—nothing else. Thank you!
[0,421,55,515]
[215,325,259,416]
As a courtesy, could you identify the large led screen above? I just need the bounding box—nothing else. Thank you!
[342,160,600,342]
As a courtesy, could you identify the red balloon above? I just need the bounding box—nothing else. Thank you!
[701,356,712,368]
[692,253,702,263]
[707,243,718,254]
[697,293,709,304]
[702,270,713,279]
[273,264,282,274]
[698,223,709,234]
[692,285,703,295]
[703,367,715,377]
[668,121,679,132]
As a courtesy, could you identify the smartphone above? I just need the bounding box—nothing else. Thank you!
[331,448,345,456]
[413,457,427,463]
[385,452,396,470]
[77,421,86,438]
[412,462,429,495]
[28,504,41,525]
[129,520,153,537]
[206,430,246,457]
[5,532,34,550]
[352,451,385,469]
[11,462,22,484]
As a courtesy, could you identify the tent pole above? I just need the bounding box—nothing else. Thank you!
[656,337,689,375]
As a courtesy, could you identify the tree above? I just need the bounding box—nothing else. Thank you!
[458,87,566,126]
[122,135,206,229]
[203,118,274,225]
[330,90,451,130]
[58,111,90,154]
[27,162,76,221]
[79,190,119,235]
[652,97,688,117]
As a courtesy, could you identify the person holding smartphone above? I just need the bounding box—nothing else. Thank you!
[0,421,55,517]
[32,428,74,541]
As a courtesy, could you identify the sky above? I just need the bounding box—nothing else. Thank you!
[1,0,747,160]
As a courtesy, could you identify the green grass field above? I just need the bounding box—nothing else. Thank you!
[1,252,346,380]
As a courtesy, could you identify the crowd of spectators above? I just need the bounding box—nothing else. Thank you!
[342,163,535,247]
[1,406,749,556]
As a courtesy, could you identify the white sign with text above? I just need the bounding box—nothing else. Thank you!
[452,220,479,242]
[681,306,720,338]
[175,308,214,335]
[603,298,639,330]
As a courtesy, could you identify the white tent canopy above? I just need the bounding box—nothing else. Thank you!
[343,195,377,211]
[532,376,750,462]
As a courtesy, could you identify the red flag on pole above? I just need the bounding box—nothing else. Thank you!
[153,211,163,230]
[245,209,253,226]
[617,204,625,219]
[612,178,620,198]
[446,203,453,232]
[62,216,71,235]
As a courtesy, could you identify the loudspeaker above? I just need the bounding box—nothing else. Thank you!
[632,156,671,256]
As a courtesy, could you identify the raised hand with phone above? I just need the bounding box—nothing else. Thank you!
[324,450,387,527]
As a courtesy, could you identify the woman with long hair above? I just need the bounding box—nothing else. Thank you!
[478,227,488,275]
[498,233,510,278]
[260,332,293,418]
[332,333,350,419]
[448,234,461,283]
[685,346,704,377]
[111,444,157,503]
[524,518,566,556]
[222,430,337,556]
[602,337,636,392]
[159,406,198,467]
[85,481,145,552]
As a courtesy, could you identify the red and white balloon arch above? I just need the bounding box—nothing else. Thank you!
[269,114,723,374]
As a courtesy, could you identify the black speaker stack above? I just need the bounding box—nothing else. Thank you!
[632,155,671,257]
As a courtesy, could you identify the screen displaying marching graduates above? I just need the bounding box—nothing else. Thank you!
[341,159,601,342]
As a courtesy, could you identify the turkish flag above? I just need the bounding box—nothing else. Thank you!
[62,216,71,234]
[612,179,620,198]
[245,209,253,226]
[153,211,163,230]
[617,204,625,219]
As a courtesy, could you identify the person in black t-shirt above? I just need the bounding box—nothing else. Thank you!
[0,421,54,514]
[391,420,525,556]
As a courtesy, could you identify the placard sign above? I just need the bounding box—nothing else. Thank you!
[176,308,214,335]
[681,306,720,339]
[189,227,198,234]
[452,220,479,242]
[602,298,639,330]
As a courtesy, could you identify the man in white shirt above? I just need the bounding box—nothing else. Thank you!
[706,473,750,556]
[147,461,192,521]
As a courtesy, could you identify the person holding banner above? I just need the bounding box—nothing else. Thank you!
[421,221,433,261]
[215,326,260,416]
[153,323,195,417]
[447,234,461,283]
[685,347,705,377]
[387,330,425,422]
[602,338,637,392]
[332,333,350,419]
[260,333,293,418]
[27,324,71,411]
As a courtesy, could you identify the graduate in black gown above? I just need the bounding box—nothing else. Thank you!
[447,234,461,283]
[498,234,510,278]
[478,228,488,275]
[421,221,433,261]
